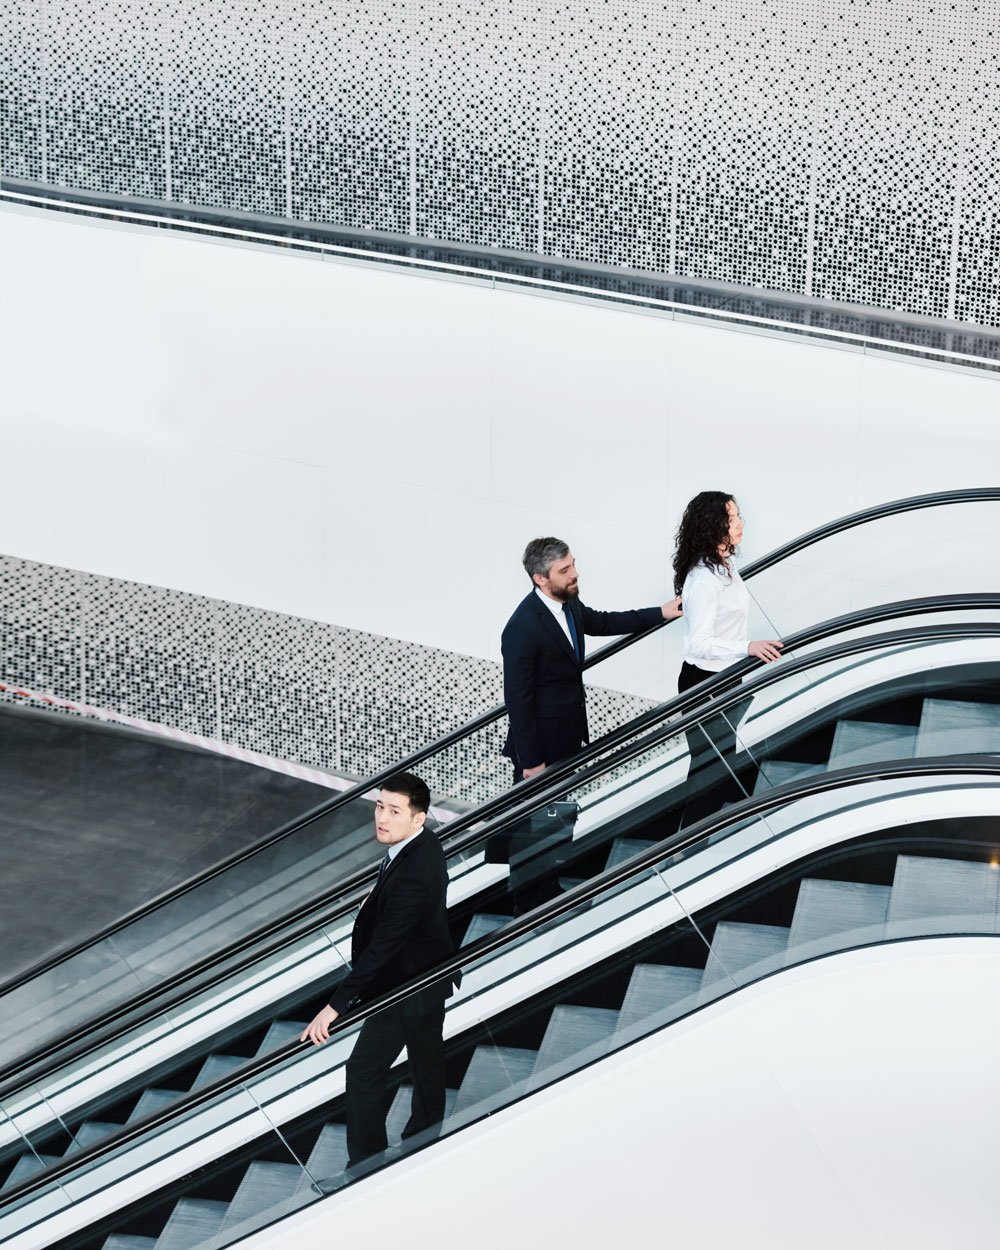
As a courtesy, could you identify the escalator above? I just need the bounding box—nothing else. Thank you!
[2,486,996,1095]
[2,594,999,1250]
[2,595,997,1179]
[22,761,1000,1250]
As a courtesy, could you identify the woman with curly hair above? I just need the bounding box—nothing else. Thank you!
[672,491,783,825]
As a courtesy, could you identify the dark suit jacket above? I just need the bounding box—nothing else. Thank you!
[329,830,455,1016]
[501,591,661,771]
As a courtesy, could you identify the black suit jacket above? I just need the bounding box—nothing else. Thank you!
[501,591,661,771]
[329,830,455,1016]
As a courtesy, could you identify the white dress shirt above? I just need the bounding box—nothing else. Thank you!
[681,559,751,672]
[535,586,575,647]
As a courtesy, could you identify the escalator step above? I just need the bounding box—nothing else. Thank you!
[916,698,1000,756]
[217,1161,309,1238]
[67,1121,122,1153]
[450,1046,537,1120]
[530,1005,618,1088]
[305,1123,349,1178]
[2,1152,59,1191]
[154,1198,229,1250]
[103,1238,157,1250]
[788,879,891,957]
[127,1088,182,1124]
[616,964,702,1036]
[828,720,917,768]
[386,1085,458,1145]
[887,855,1000,937]
[461,913,508,947]
[190,1054,248,1090]
[699,922,789,1003]
[255,1020,308,1057]
[753,760,824,795]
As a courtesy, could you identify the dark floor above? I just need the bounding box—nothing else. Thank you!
[0,704,345,983]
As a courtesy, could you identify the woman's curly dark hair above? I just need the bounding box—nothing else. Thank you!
[672,491,737,594]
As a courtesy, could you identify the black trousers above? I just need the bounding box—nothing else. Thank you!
[344,990,447,1168]
[677,662,757,829]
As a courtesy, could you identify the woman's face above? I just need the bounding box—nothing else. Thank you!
[721,498,743,553]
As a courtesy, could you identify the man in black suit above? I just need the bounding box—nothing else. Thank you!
[301,772,455,1175]
[502,537,682,782]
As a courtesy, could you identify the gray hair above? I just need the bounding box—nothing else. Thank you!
[522,536,569,583]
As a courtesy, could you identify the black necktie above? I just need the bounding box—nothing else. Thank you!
[563,603,581,661]
[376,852,391,884]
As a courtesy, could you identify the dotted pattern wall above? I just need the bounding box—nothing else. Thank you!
[289,0,410,232]
[0,0,42,183]
[2,0,997,322]
[0,554,654,809]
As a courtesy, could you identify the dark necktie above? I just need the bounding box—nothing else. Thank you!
[562,603,581,661]
[376,852,391,884]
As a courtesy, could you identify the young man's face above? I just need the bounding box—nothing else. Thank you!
[375,789,425,845]
[534,551,580,602]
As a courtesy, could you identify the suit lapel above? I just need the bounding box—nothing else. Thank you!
[532,594,578,663]
[364,831,421,908]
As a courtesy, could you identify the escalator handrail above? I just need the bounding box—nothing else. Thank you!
[1,596,998,1097]
[736,487,1000,577]
[5,751,999,1212]
[2,486,994,1004]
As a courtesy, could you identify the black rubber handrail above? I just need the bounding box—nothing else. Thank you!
[6,751,999,1215]
[1,594,997,1099]
[2,486,994,1006]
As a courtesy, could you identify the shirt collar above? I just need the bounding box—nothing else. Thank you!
[387,828,421,861]
[534,586,569,618]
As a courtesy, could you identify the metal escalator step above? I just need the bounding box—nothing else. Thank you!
[155,1198,229,1250]
[103,1237,158,1250]
[305,1123,349,1178]
[67,1121,122,1153]
[787,879,891,958]
[461,913,508,947]
[753,760,824,795]
[886,855,1000,937]
[190,1054,248,1090]
[127,1088,182,1124]
[217,1161,309,1238]
[916,698,1000,756]
[255,1020,308,1057]
[450,1046,537,1120]
[828,720,917,768]
[386,1085,458,1146]
[699,922,789,1003]
[616,964,702,1036]
[2,1152,59,1191]
[529,1005,618,1088]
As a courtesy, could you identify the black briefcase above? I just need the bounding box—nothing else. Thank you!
[484,801,580,866]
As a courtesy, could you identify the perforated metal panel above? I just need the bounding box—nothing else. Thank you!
[0,0,43,183]
[542,0,671,272]
[953,4,1000,327]
[289,0,410,232]
[1,0,997,322]
[44,0,166,197]
[414,0,541,251]
[0,555,653,804]
[165,0,286,215]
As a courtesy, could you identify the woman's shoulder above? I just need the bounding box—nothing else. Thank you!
[684,559,726,586]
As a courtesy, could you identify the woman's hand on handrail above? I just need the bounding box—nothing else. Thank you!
[748,639,784,663]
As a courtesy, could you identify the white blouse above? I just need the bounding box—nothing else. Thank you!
[681,559,751,672]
